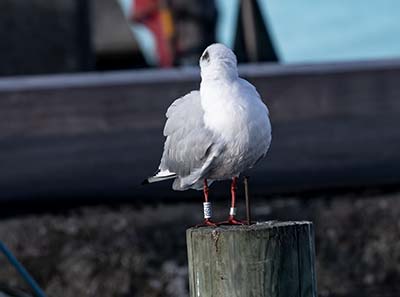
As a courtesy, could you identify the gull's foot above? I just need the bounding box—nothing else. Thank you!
[218,215,244,225]
[195,218,218,228]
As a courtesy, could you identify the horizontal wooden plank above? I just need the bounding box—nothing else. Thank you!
[1,60,400,202]
[1,58,400,92]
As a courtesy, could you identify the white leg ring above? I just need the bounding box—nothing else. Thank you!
[203,202,212,219]
[229,207,237,216]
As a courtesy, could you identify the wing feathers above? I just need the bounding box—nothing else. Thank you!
[142,170,177,185]
[157,91,221,189]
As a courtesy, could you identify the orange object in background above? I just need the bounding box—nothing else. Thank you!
[131,0,175,67]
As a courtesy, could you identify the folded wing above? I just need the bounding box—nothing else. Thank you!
[159,91,222,190]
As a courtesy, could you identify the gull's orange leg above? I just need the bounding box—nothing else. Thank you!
[196,179,217,227]
[219,177,244,225]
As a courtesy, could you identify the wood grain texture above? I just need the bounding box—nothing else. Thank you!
[186,222,316,297]
[186,221,316,297]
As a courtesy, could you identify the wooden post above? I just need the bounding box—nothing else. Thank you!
[186,221,316,297]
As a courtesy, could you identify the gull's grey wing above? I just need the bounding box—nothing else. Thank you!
[159,91,222,190]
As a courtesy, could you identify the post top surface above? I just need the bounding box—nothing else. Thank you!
[187,221,312,234]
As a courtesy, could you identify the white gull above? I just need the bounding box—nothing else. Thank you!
[144,43,272,225]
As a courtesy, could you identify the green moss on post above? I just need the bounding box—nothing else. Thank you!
[186,221,316,297]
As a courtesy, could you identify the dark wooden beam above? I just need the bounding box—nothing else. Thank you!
[1,59,400,203]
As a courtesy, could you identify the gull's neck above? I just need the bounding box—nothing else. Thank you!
[200,62,238,83]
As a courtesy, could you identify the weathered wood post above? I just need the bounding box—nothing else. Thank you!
[186,221,316,297]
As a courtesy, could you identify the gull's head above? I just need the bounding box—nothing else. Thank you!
[199,43,238,81]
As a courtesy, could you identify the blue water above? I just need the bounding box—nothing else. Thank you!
[121,0,400,65]
[218,0,400,63]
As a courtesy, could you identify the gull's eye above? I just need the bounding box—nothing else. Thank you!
[201,51,210,62]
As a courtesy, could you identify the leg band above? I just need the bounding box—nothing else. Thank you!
[229,207,237,216]
[203,202,212,219]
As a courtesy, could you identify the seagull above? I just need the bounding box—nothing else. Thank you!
[143,43,272,226]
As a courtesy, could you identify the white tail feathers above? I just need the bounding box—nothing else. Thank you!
[142,170,176,185]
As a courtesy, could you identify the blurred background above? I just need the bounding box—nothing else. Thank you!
[0,0,400,296]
